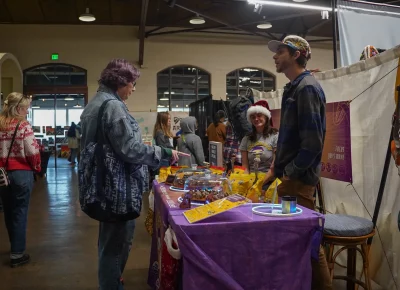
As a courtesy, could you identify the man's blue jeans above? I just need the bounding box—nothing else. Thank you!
[0,170,33,258]
[98,220,135,290]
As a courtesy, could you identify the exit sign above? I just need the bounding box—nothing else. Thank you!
[51,53,59,60]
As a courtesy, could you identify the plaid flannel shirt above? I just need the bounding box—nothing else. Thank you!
[274,71,326,185]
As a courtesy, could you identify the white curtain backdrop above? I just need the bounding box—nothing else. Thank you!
[262,46,400,289]
[338,0,400,66]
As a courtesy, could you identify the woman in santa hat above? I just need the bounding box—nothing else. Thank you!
[239,100,278,187]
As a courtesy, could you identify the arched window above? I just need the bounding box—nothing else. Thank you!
[157,66,211,112]
[226,68,275,100]
[24,63,87,86]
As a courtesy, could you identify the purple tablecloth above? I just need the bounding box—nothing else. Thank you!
[169,204,324,290]
[148,181,185,289]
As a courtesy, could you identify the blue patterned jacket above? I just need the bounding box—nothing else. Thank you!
[80,85,163,190]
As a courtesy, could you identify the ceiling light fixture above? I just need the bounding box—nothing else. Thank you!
[32,102,40,109]
[64,97,74,101]
[160,98,169,101]
[257,22,272,29]
[189,15,205,25]
[293,0,309,2]
[79,8,96,22]
[247,0,332,11]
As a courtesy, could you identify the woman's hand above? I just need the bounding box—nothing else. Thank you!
[171,150,179,164]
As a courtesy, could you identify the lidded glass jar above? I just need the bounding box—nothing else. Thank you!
[183,172,232,202]
[172,168,208,189]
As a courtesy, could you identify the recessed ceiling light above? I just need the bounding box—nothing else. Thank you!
[293,0,309,2]
[64,97,74,101]
[79,8,96,22]
[257,22,272,29]
[190,15,205,25]
[160,98,169,101]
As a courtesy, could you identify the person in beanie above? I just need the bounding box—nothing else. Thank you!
[239,100,278,187]
[268,35,331,289]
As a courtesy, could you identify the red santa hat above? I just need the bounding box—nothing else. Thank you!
[246,100,272,124]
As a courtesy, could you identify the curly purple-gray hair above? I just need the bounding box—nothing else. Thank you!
[99,59,140,91]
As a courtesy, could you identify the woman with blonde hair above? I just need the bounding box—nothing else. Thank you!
[0,92,41,268]
[153,112,174,167]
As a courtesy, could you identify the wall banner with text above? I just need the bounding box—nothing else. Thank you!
[270,101,352,183]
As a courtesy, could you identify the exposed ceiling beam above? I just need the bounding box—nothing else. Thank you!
[38,0,46,22]
[304,20,329,37]
[307,38,332,43]
[234,11,320,28]
[145,6,216,37]
[170,2,272,40]
[147,25,226,37]
[139,0,150,67]
[109,0,113,23]
[3,0,13,22]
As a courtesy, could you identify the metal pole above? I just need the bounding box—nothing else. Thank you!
[332,0,338,69]
[368,85,400,245]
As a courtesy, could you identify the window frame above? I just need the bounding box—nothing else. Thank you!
[226,67,276,100]
[157,65,211,112]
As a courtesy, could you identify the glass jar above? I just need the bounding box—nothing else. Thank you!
[172,168,208,189]
[183,172,232,202]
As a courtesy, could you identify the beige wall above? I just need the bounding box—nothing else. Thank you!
[1,58,23,92]
[0,24,335,112]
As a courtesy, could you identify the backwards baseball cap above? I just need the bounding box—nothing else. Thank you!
[268,35,311,61]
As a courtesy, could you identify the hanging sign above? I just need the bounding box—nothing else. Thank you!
[270,101,352,183]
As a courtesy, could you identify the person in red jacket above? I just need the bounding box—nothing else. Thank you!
[0,92,41,268]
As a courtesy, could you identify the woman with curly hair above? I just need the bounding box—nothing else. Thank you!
[80,59,178,290]
[0,92,41,268]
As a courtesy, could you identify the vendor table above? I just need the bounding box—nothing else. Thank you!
[148,181,324,290]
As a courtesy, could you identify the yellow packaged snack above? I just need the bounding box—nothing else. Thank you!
[264,178,282,204]
[158,166,171,183]
[246,174,266,202]
[233,166,246,174]
[230,173,253,196]
[209,166,225,176]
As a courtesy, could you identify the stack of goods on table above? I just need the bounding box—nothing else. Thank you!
[179,172,232,208]
[173,168,207,189]
[228,166,281,203]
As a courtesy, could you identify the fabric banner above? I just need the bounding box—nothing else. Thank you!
[263,45,400,289]
[270,101,352,183]
[337,0,400,66]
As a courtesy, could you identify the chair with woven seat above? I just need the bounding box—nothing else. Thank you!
[323,214,375,290]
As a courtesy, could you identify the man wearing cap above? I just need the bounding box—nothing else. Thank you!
[268,35,331,289]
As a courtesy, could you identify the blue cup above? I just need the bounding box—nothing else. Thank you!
[281,196,297,214]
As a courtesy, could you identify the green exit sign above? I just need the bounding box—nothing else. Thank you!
[51,53,59,60]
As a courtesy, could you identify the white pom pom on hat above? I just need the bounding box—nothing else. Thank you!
[246,100,272,123]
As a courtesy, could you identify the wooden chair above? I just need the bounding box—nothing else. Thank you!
[323,219,375,290]
[314,181,375,289]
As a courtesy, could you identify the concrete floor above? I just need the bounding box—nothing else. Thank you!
[0,168,152,290]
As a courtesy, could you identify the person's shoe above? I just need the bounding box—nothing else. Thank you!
[11,254,30,268]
